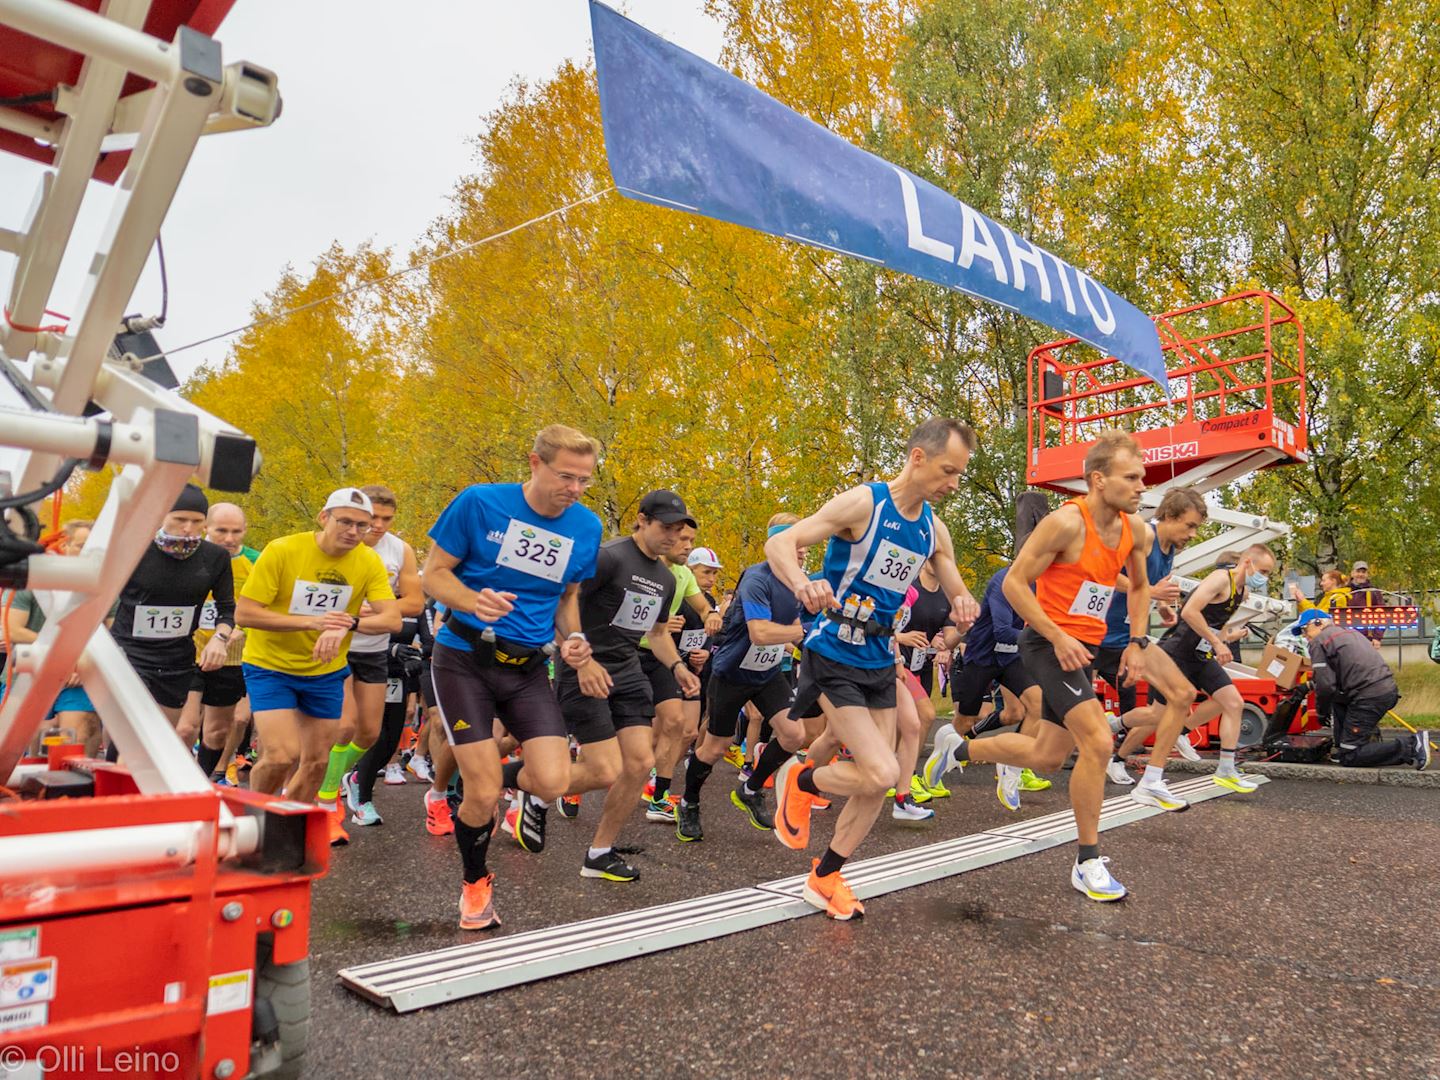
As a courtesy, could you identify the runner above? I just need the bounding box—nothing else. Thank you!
[558,490,702,881]
[236,488,400,841]
[421,425,604,928]
[922,562,1048,812]
[925,430,1154,901]
[892,561,954,813]
[638,520,721,822]
[331,485,424,822]
[179,502,255,782]
[346,608,430,824]
[1144,544,1277,794]
[1091,488,1208,805]
[672,545,723,791]
[767,417,980,920]
[111,485,237,743]
[676,515,808,842]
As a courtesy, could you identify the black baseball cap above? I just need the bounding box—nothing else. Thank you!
[639,489,697,527]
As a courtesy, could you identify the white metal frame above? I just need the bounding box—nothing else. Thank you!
[0,0,280,870]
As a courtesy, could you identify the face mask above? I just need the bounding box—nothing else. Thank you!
[1246,572,1268,590]
[155,529,202,559]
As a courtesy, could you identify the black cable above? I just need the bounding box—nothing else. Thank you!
[0,91,55,108]
[0,458,81,511]
[155,233,168,325]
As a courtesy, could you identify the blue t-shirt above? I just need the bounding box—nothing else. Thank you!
[428,483,602,650]
[1101,521,1176,649]
[804,482,936,669]
[963,568,1025,669]
[711,562,803,685]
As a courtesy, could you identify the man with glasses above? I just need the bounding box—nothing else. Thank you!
[236,488,402,840]
[422,425,605,930]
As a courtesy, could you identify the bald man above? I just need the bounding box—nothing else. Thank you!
[179,503,256,781]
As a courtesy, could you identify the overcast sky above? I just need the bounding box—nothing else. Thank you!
[0,1,725,383]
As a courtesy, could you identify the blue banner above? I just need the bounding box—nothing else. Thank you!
[590,1,1166,389]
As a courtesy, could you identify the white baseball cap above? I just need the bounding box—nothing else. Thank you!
[687,546,722,569]
[322,487,374,515]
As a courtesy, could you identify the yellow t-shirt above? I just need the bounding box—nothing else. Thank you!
[240,532,395,676]
[194,551,255,666]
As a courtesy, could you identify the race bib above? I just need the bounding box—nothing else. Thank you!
[198,600,218,630]
[611,590,662,633]
[288,579,354,616]
[909,647,930,672]
[132,605,193,639]
[496,518,573,584]
[739,642,785,673]
[1067,581,1115,620]
[678,628,708,652]
[862,543,925,593]
[385,678,404,704]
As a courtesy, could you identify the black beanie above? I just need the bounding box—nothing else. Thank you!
[172,484,209,515]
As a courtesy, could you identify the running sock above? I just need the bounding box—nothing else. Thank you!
[318,742,365,802]
[526,793,548,811]
[453,813,495,884]
[745,740,791,794]
[425,788,447,804]
[1142,764,1164,786]
[955,737,971,765]
[1218,748,1237,773]
[895,790,907,807]
[652,775,671,802]
[1077,843,1101,864]
[796,765,822,798]
[587,846,610,861]
[196,744,224,778]
[815,847,846,878]
[683,758,713,804]
[501,757,524,791]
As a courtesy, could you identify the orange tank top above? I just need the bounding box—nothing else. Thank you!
[1036,498,1133,646]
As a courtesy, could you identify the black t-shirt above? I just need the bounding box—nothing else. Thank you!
[113,540,235,669]
[577,537,677,669]
[900,579,952,677]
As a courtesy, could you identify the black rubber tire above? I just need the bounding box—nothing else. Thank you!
[252,943,310,1080]
[1237,703,1268,749]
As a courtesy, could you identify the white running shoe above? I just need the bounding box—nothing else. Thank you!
[995,764,1021,811]
[407,755,435,783]
[1071,856,1127,902]
[1173,733,1201,761]
[1212,769,1260,793]
[383,762,407,785]
[922,724,964,789]
[1130,779,1189,812]
[891,795,935,823]
[1106,759,1136,786]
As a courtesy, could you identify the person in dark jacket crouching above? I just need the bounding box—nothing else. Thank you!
[1298,609,1432,769]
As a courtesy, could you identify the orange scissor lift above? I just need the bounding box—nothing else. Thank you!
[1027,289,1322,747]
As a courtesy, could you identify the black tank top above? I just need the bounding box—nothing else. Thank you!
[1166,570,1245,658]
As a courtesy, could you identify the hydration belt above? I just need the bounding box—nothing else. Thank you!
[445,619,555,673]
[823,611,895,639]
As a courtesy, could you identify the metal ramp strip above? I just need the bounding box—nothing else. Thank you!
[339,774,1265,1012]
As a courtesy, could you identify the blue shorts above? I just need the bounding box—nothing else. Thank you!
[242,664,348,720]
[0,681,94,719]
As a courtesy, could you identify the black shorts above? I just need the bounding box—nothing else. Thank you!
[347,648,389,685]
[706,673,794,736]
[557,655,654,744]
[791,649,897,719]
[131,661,197,711]
[189,664,247,708]
[1149,642,1233,704]
[639,647,682,706]
[1092,646,1138,714]
[430,642,565,747]
[420,662,438,709]
[951,658,1036,716]
[1018,627,1098,728]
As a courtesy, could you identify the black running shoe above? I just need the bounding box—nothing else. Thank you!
[580,849,639,882]
[730,781,774,830]
[516,797,547,853]
[676,800,703,842]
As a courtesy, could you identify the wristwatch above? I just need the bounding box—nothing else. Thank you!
[350,615,361,632]
[1128,636,1149,649]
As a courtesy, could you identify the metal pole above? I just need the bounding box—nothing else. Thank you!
[0,0,174,84]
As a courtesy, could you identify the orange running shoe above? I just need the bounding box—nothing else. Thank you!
[459,873,501,931]
[425,792,454,836]
[803,859,865,921]
[773,758,814,850]
[325,802,349,847]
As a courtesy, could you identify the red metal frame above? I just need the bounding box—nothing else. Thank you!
[1027,290,1308,491]
[0,765,327,1079]
[0,0,238,183]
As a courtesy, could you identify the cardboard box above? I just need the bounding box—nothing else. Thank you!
[1259,643,1305,689]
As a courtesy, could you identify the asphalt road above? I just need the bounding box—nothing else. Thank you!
[302,764,1440,1079]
